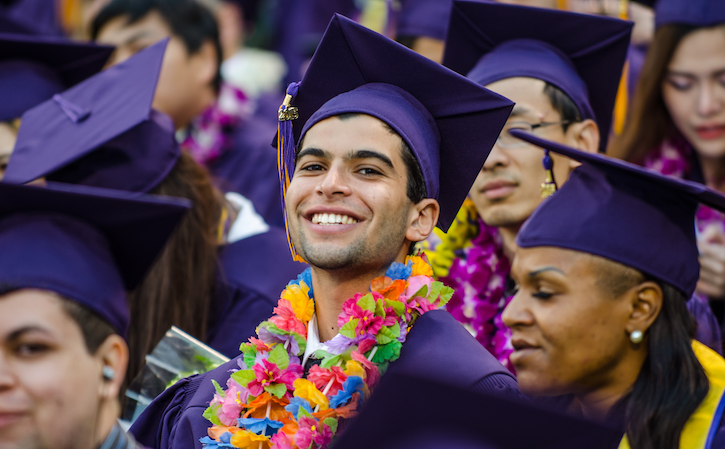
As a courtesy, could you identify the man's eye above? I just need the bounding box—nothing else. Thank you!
[532,291,553,300]
[301,164,324,171]
[358,168,382,176]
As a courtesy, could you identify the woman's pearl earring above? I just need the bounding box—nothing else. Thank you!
[630,330,644,344]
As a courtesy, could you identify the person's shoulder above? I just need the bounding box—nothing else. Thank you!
[129,357,242,449]
[388,309,519,392]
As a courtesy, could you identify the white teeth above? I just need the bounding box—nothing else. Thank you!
[311,213,359,225]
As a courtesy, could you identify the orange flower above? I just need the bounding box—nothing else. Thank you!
[370,276,406,302]
[242,393,290,422]
[208,425,240,440]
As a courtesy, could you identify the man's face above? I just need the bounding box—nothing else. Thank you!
[470,77,580,229]
[285,114,416,274]
[95,10,215,129]
[0,290,107,449]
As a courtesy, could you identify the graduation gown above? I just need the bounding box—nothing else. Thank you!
[206,226,305,357]
[130,310,523,449]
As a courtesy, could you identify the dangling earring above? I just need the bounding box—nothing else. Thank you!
[630,330,644,344]
[541,150,557,198]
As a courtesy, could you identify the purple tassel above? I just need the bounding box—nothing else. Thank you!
[53,94,91,123]
[277,82,303,262]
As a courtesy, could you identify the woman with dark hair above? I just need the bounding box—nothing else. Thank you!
[506,131,725,449]
[0,181,188,449]
[4,40,304,390]
[610,0,725,303]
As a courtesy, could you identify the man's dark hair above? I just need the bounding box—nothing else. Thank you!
[542,82,583,132]
[91,0,223,92]
[334,112,427,204]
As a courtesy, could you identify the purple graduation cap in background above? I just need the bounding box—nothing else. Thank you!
[277,14,513,241]
[443,0,632,152]
[334,373,622,449]
[511,129,725,297]
[4,39,179,193]
[0,181,189,335]
[654,0,725,28]
[0,32,113,121]
[395,0,453,42]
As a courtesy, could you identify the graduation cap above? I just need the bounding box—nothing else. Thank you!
[277,13,513,244]
[0,32,113,121]
[442,0,632,152]
[654,0,725,28]
[4,38,179,193]
[396,0,453,42]
[0,181,190,335]
[333,373,622,449]
[510,129,725,297]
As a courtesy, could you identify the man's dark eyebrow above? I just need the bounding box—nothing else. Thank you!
[528,267,566,278]
[345,150,395,170]
[121,30,158,47]
[296,147,331,161]
[7,325,53,342]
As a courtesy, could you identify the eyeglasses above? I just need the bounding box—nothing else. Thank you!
[496,121,571,149]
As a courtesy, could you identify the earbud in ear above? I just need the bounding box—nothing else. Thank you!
[102,365,115,381]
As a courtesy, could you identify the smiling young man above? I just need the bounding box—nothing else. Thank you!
[129,14,520,449]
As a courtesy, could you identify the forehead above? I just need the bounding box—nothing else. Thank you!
[485,77,555,119]
[300,114,405,159]
[669,27,725,73]
[95,10,172,44]
[0,289,77,337]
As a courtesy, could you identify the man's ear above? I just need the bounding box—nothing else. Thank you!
[564,118,600,161]
[192,40,219,88]
[95,335,129,400]
[625,281,663,344]
[405,198,440,243]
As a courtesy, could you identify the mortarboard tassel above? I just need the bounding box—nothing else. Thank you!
[277,82,306,263]
[53,94,91,123]
[541,149,557,198]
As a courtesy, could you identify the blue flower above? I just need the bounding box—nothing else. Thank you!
[237,417,284,436]
[385,261,412,281]
[284,396,313,420]
[329,375,365,408]
[200,433,235,448]
[290,268,314,298]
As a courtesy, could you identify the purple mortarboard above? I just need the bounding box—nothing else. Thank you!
[0,32,113,121]
[511,129,725,297]
[655,0,725,28]
[276,14,512,260]
[0,181,189,335]
[396,0,453,41]
[443,0,632,152]
[4,39,179,193]
[334,373,621,449]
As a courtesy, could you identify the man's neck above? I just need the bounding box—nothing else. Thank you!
[496,224,521,262]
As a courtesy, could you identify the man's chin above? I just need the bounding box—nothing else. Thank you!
[478,205,532,229]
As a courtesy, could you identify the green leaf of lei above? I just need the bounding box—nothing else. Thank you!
[385,299,405,317]
[265,383,288,399]
[240,343,257,369]
[323,417,339,434]
[268,343,290,370]
[340,318,359,339]
[438,284,454,306]
[212,379,225,398]
[231,369,255,387]
[372,340,402,364]
[376,321,400,345]
[321,353,342,368]
[357,293,375,312]
[412,284,428,299]
[203,403,223,426]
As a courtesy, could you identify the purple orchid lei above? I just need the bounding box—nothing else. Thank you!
[643,134,725,234]
[439,219,515,373]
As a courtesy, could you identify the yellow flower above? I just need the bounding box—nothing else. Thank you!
[344,360,366,379]
[405,255,434,277]
[230,429,271,448]
[281,281,314,323]
[293,378,329,411]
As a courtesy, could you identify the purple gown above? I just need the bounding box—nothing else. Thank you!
[207,226,305,357]
[130,310,523,449]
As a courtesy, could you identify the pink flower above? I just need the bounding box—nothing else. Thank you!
[295,417,333,449]
[351,350,380,388]
[247,359,297,397]
[269,299,307,335]
[337,295,386,337]
[270,432,293,449]
[307,365,348,396]
[212,378,247,426]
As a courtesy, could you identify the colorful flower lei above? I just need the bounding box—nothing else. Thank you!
[201,255,452,449]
